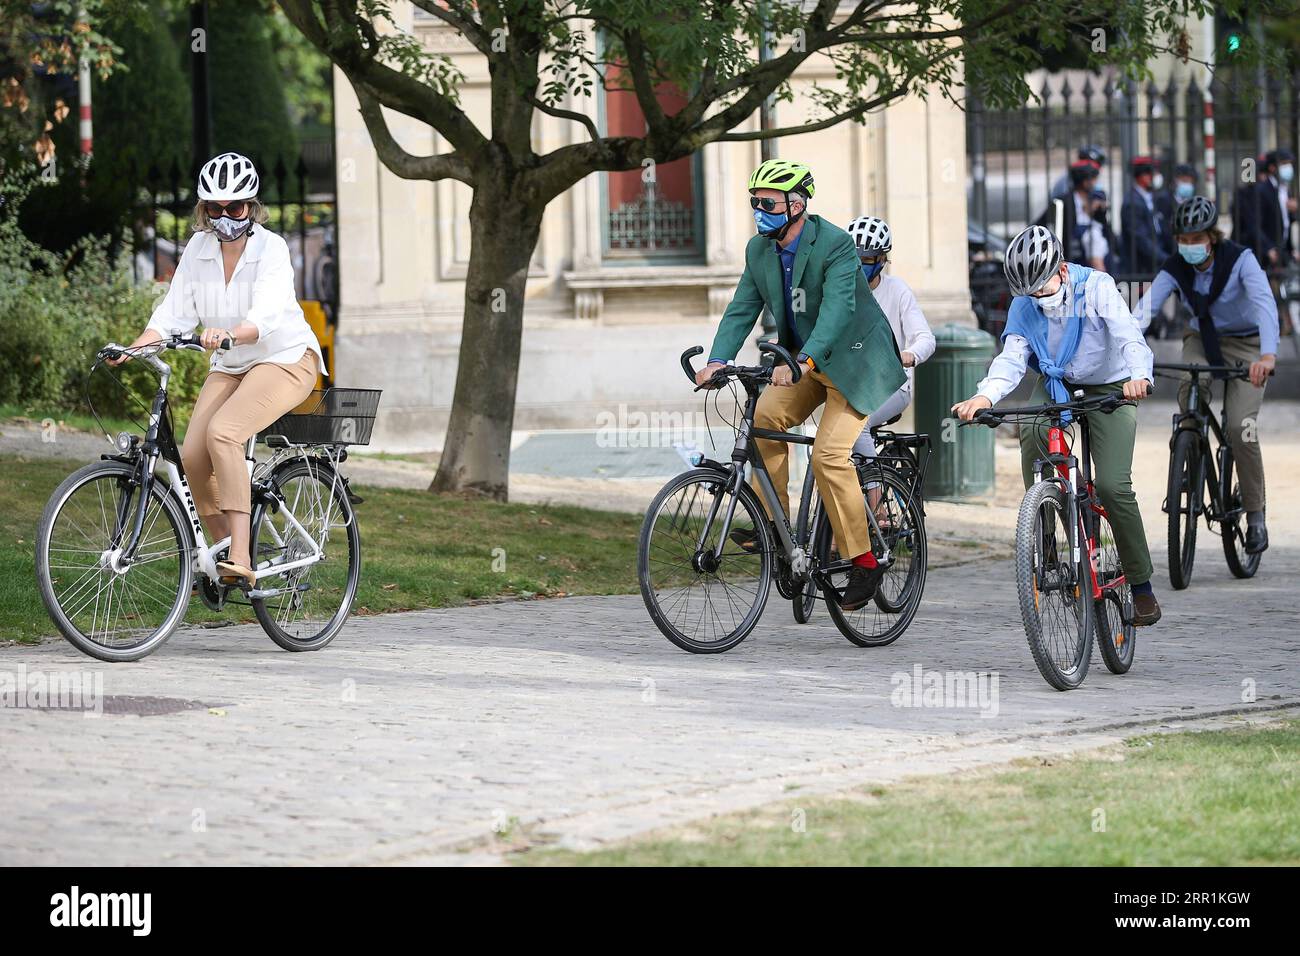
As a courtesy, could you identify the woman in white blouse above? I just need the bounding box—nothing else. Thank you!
[844,216,937,460]
[112,152,324,588]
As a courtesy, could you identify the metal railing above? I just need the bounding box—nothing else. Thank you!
[966,67,1300,338]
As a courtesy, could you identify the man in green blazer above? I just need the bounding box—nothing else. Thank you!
[696,159,906,610]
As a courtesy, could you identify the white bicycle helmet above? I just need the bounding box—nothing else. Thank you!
[197,152,260,201]
[1004,225,1063,296]
[847,215,892,256]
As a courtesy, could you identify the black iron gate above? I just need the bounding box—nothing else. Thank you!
[966,68,1300,338]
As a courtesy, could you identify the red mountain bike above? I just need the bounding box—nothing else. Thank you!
[964,391,1138,690]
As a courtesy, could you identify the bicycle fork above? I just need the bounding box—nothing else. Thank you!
[1033,426,1084,600]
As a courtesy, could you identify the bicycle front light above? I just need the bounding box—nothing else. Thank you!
[115,431,137,453]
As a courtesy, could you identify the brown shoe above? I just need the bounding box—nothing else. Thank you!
[1132,592,1161,627]
[216,560,257,589]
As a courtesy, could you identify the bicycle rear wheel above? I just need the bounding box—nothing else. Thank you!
[1218,445,1261,579]
[250,457,360,651]
[1166,430,1201,590]
[819,468,927,648]
[638,468,772,653]
[1016,480,1093,690]
[36,460,192,662]
[1091,503,1135,674]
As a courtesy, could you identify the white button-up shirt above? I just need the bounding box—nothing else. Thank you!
[975,270,1153,405]
[147,227,323,376]
[870,273,936,392]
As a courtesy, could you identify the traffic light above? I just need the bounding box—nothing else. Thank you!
[1216,9,1247,59]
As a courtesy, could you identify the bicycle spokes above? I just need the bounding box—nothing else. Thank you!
[42,467,189,654]
[1015,483,1092,689]
[639,472,770,652]
[254,470,351,636]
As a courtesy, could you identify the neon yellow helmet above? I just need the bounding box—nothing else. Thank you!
[747,159,815,198]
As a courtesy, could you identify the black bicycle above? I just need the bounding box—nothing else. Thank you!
[964,391,1138,690]
[637,343,927,653]
[1154,362,1265,589]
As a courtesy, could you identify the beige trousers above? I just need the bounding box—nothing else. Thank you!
[181,350,319,516]
[752,369,872,559]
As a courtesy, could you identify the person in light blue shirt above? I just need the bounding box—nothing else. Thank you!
[952,225,1161,627]
[1132,196,1277,554]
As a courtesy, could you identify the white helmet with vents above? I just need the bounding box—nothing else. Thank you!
[197,152,260,201]
[1004,225,1063,296]
[847,215,892,256]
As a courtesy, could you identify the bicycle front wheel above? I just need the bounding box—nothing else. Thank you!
[250,457,360,651]
[1015,480,1093,690]
[638,468,772,653]
[1218,445,1261,579]
[36,460,192,662]
[1166,430,1201,590]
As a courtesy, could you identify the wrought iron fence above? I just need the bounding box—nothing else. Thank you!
[966,67,1300,339]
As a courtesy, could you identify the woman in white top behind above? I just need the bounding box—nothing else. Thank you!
[845,216,937,459]
[111,152,324,588]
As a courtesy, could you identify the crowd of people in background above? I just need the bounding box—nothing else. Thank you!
[1036,144,1298,342]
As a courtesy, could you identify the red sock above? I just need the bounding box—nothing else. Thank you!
[852,551,878,569]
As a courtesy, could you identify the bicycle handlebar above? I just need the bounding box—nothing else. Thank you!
[680,342,802,389]
[98,332,231,364]
[961,390,1139,428]
[1152,362,1272,381]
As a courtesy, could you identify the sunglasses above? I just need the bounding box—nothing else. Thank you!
[203,200,249,219]
[750,196,790,212]
[859,255,885,266]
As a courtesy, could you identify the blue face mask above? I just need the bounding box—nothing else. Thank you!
[1174,182,1195,201]
[753,208,789,236]
[861,261,885,282]
[1178,242,1210,265]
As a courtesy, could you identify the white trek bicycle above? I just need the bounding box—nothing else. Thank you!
[35,334,379,661]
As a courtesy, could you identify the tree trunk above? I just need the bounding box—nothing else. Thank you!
[429,175,543,500]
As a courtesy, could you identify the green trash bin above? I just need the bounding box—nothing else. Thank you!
[913,323,996,500]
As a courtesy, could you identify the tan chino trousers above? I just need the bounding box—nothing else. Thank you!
[752,369,872,559]
[181,350,319,516]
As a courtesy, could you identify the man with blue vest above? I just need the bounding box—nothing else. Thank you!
[1132,196,1277,554]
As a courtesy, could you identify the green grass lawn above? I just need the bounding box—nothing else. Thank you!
[519,718,1300,866]
[0,453,640,644]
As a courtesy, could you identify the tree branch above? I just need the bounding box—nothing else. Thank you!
[409,0,494,57]
[525,94,600,142]
[841,0,1024,44]
[281,0,488,159]
[713,84,912,141]
[355,88,474,184]
[620,28,669,139]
